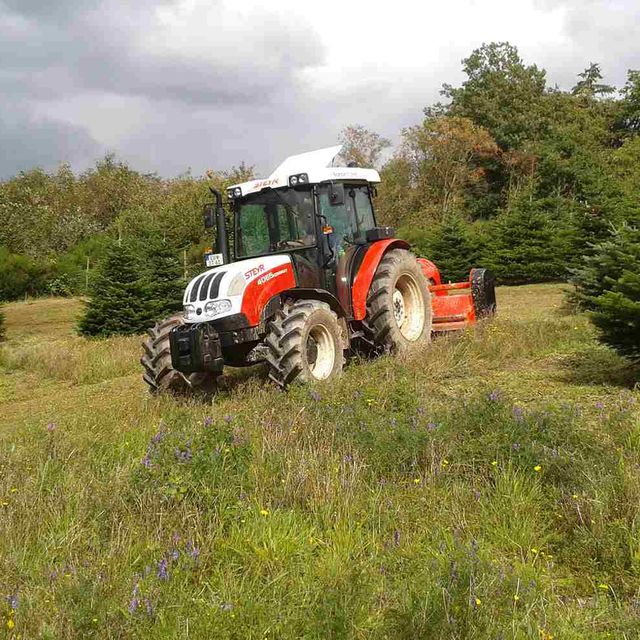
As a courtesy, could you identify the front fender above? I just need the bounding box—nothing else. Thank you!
[351,239,410,321]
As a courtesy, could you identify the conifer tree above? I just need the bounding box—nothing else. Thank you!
[486,197,566,284]
[573,225,640,359]
[426,215,482,282]
[145,236,185,321]
[78,240,155,336]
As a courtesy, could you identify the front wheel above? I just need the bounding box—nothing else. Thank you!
[141,315,219,395]
[265,300,346,388]
[364,249,432,354]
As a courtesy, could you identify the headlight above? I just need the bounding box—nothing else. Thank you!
[298,173,308,183]
[233,187,242,197]
[289,175,298,186]
[227,189,234,199]
[183,304,196,319]
[227,272,245,296]
[204,299,232,317]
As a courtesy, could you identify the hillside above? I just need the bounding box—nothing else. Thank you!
[1,285,639,638]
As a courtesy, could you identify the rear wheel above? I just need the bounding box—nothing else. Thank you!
[470,268,497,318]
[364,249,432,354]
[141,315,219,395]
[265,300,346,388]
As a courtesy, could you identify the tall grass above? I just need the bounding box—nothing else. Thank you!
[1,286,639,638]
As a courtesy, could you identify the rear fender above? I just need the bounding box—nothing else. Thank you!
[351,239,410,321]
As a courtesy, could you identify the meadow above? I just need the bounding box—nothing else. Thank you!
[1,285,639,639]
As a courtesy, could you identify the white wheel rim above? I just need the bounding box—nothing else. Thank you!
[306,324,336,380]
[393,274,425,341]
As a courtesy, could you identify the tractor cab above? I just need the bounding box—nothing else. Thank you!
[204,145,391,319]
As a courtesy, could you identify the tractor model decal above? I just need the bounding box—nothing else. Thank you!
[241,264,296,325]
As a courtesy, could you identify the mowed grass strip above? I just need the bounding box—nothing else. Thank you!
[0,285,639,639]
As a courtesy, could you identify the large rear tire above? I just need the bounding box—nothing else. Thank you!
[265,300,346,388]
[364,249,432,354]
[141,315,218,395]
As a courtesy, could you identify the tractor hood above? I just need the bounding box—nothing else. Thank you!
[182,255,296,326]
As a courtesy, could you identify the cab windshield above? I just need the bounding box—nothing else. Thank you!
[235,188,316,259]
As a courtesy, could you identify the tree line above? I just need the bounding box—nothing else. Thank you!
[0,42,638,357]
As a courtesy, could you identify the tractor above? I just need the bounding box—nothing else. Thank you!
[141,145,496,394]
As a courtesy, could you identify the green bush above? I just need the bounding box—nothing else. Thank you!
[573,224,640,359]
[0,246,51,301]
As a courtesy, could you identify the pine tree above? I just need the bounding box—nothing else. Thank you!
[573,225,640,359]
[145,236,185,321]
[425,215,482,282]
[486,197,568,284]
[78,241,155,336]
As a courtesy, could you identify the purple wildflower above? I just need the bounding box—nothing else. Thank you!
[186,541,200,562]
[144,565,151,577]
[488,389,500,402]
[426,422,437,432]
[174,444,193,462]
[473,489,481,501]
[172,533,181,544]
[6,594,18,610]
[151,427,165,445]
[309,390,321,402]
[512,443,521,452]
[204,416,213,428]
[128,598,139,614]
[595,401,605,410]
[144,598,154,617]
[46,422,56,433]
[223,415,232,424]
[171,549,180,562]
[512,406,524,421]
[141,453,153,469]
[157,558,169,580]
[343,453,353,463]
[393,530,401,547]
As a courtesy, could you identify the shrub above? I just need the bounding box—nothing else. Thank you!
[573,224,640,359]
[0,247,51,301]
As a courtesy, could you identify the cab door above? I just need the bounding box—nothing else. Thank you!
[317,184,377,316]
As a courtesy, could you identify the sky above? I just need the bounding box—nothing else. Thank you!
[0,0,639,179]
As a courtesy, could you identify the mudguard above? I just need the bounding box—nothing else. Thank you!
[351,239,410,321]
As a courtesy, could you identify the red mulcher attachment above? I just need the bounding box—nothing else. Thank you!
[417,259,497,332]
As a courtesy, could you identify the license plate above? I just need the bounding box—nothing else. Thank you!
[204,253,224,267]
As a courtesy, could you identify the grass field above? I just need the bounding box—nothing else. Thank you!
[1,285,639,639]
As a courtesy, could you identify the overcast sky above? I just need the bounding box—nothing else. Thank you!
[1,0,639,179]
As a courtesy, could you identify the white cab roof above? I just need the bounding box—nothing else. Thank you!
[228,145,381,198]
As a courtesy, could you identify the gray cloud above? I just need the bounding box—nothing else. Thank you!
[0,104,100,178]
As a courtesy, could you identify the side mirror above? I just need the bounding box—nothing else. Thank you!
[329,183,345,206]
[203,203,215,229]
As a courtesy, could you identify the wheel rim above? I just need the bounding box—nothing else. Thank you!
[393,273,425,341]
[306,323,336,380]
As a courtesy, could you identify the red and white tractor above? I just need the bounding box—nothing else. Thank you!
[141,145,496,393]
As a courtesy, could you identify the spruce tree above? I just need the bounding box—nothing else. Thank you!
[78,240,155,336]
[573,225,640,359]
[145,236,185,321]
[426,215,482,282]
[487,197,567,284]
